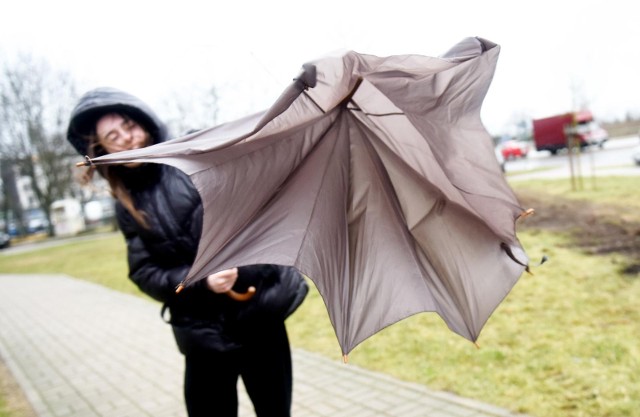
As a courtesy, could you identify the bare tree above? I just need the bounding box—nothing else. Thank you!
[0,159,23,234]
[570,77,591,112]
[159,85,220,136]
[0,53,78,236]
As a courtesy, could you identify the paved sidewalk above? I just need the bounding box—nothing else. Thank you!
[0,274,528,417]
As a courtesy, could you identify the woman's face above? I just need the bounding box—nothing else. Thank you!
[96,113,150,154]
[96,113,151,168]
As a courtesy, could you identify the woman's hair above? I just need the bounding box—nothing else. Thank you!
[84,113,150,228]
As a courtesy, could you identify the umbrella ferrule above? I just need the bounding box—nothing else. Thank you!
[75,155,94,168]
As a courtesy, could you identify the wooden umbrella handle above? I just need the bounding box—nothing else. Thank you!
[226,286,256,301]
[175,283,256,301]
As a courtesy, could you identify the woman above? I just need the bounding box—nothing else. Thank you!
[66,87,307,417]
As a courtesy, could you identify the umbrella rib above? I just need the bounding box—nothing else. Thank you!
[294,113,344,265]
[302,90,326,114]
[448,182,526,228]
[351,109,406,117]
[291,112,352,347]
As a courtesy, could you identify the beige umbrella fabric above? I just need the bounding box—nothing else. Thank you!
[82,37,530,356]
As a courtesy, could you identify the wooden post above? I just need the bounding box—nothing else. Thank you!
[565,121,577,191]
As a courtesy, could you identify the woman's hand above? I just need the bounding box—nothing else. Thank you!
[206,268,239,294]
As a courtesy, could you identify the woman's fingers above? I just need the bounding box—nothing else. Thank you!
[206,268,239,293]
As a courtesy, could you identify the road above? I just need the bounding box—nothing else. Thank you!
[505,135,640,181]
[0,231,118,256]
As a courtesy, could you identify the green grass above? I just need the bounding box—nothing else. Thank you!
[0,233,141,297]
[506,165,557,176]
[510,176,640,210]
[1,177,639,417]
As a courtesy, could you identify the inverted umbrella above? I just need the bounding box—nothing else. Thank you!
[79,37,530,357]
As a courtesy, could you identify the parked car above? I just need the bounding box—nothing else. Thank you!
[500,140,529,160]
[24,208,49,234]
[0,232,11,249]
[494,146,505,172]
[633,145,640,166]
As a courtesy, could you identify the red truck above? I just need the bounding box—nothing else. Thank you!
[532,111,609,154]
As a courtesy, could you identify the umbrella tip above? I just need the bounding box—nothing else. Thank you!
[175,283,185,294]
[75,155,94,168]
[526,254,550,275]
[517,208,535,220]
[343,354,349,364]
[474,342,481,349]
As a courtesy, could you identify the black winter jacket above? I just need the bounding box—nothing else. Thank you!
[117,163,298,353]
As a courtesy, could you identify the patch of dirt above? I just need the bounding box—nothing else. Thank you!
[0,356,37,417]
[516,190,640,276]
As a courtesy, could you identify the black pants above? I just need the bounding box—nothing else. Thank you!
[184,321,292,417]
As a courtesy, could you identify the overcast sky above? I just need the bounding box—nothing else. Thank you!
[1,0,639,135]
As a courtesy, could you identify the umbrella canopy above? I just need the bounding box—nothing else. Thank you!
[82,37,530,356]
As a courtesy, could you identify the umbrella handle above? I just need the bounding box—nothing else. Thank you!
[174,284,257,301]
[226,286,256,301]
